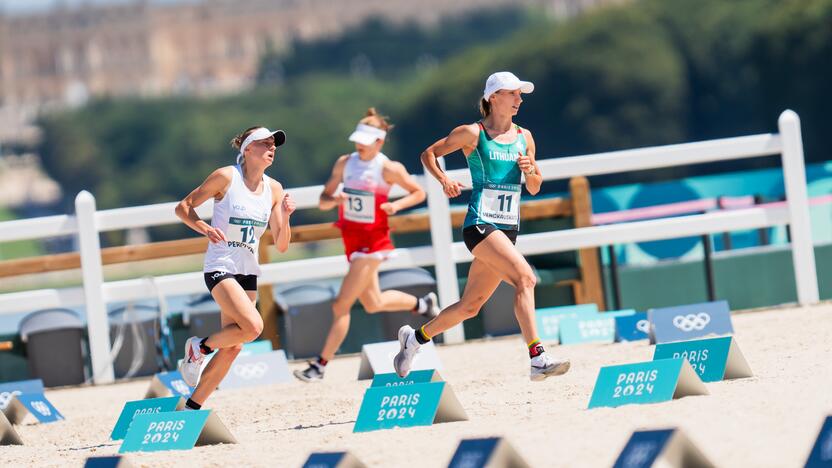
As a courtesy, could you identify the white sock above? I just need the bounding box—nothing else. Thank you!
[407,331,422,349]
[416,297,428,314]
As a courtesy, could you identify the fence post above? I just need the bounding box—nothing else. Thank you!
[75,191,115,383]
[569,176,606,310]
[425,159,464,343]
[778,110,819,305]
[257,238,280,350]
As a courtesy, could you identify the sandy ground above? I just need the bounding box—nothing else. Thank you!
[4,303,832,467]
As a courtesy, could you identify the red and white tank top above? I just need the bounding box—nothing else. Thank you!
[336,152,391,232]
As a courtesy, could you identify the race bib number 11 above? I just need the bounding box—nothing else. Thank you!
[480,183,520,225]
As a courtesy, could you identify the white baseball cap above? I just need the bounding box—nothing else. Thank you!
[348,123,387,145]
[237,127,286,164]
[483,71,534,101]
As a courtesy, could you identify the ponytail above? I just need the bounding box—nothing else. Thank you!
[479,98,491,118]
[359,107,394,132]
[230,126,261,165]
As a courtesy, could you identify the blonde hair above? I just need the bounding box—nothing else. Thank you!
[230,126,261,150]
[230,126,262,165]
[479,98,492,118]
[359,107,394,132]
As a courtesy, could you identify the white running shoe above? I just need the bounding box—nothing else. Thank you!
[179,336,205,387]
[530,352,571,381]
[393,325,421,378]
[421,292,441,319]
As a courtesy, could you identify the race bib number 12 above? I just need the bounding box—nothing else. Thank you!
[227,217,266,247]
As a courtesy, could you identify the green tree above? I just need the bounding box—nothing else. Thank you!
[748,0,832,161]
[257,8,543,83]
[37,76,401,213]
[35,0,832,226]
[395,3,688,181]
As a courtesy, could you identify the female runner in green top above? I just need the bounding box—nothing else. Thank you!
[393,72,571,381]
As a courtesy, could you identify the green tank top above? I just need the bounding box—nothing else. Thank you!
[463,122,527,230]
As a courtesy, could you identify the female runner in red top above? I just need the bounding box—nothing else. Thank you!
[294,108,438,381]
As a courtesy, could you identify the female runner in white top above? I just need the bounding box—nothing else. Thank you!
[175,126,295,409]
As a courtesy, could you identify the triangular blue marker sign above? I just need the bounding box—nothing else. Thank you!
[588,359,708,409]
[613,428,714,468]
[119,409,236,453]
[4,393,64,424]
[302,451,366,468]
[805,416,832,468]
[648,301,733,344]
[448,437,530,468]
[353,381,467,433]
[615,312,650,342]
[111,397,183,440]
[535,304,598,342]
[370,370,442,388]
[0,379,44,411]
[145,371,194,399]
[653,336,753,382]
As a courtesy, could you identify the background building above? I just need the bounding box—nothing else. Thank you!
[0,0,615,146]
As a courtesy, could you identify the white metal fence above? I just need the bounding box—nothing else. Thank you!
[0,110,818,384]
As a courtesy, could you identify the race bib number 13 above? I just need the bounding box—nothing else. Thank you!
[480,183,520,225]
[344,188,375,223]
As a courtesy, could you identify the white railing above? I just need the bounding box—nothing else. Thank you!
[0,110,818,384]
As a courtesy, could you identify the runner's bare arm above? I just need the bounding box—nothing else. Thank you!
[518,129,542,195]
[175,167,232,243]
[381,161,425,215]
[319,155,349,210]
[270,180,294,253]
[420,124,478,198]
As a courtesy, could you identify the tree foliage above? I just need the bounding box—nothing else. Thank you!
[35,0,832,222]
[257,8,542,83]
[38,77,400,212]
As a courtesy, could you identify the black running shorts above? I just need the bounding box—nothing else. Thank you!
[462,225,518,252]
[204,271,258,292]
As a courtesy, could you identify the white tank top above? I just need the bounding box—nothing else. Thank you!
[203,165,273,276]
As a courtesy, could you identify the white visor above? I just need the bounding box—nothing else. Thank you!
[483,71,534,101]
[348,123,387,145]
[238,127,286,164]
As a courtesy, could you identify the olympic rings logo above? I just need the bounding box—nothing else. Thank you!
[233,362,269,380]
[672,313,711,332]
[636,320,650,334]
[31,400,51,416]
[170,380,192,396]
[0,390,20,410]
